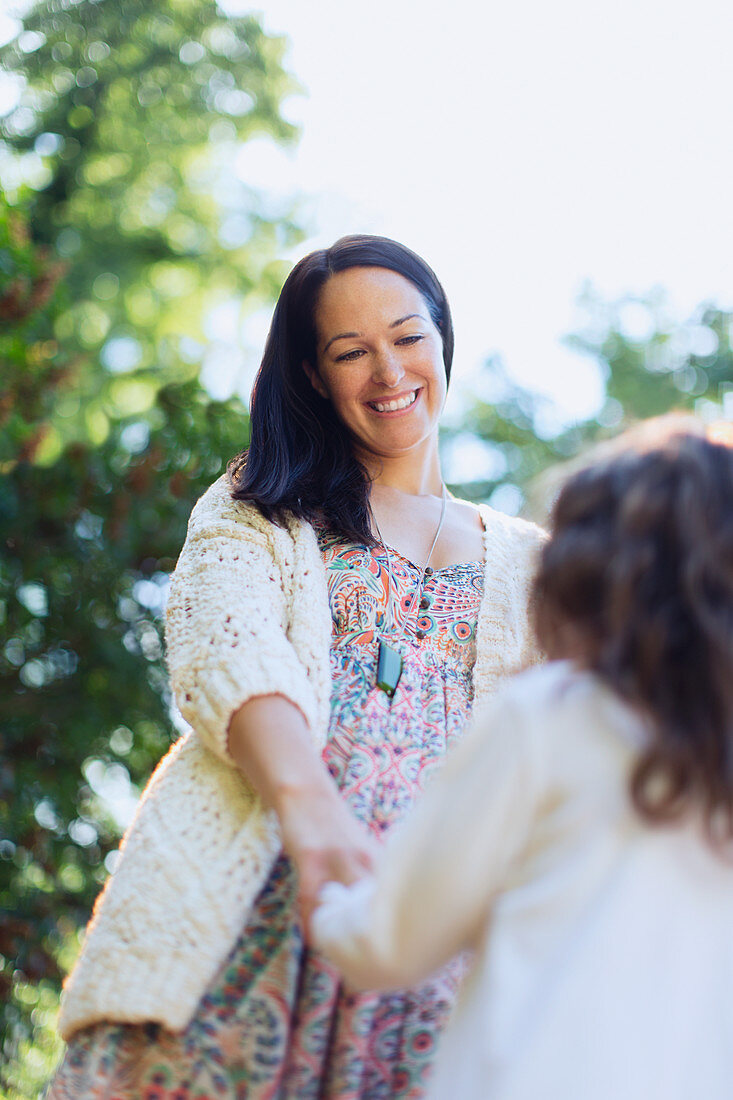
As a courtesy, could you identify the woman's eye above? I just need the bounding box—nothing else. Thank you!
[335,349,365,362]
[397,334,423,346]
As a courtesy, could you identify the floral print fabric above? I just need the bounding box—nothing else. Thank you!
[48,538,483,1099]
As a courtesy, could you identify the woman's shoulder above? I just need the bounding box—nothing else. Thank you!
[188,475,314,545]
[189,474,271,529]
[471,501,546,596]
[476,500,546,548]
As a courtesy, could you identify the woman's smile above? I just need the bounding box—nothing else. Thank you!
[366,387,422,415]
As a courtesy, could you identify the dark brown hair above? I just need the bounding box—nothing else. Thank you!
[228,234,454,544]
[533,418,733,839]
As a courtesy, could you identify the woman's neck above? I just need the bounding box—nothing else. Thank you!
[358,438,444,498]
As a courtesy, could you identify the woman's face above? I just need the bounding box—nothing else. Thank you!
[307,266,447,465]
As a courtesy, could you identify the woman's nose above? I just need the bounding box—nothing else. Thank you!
[372,348,404,387]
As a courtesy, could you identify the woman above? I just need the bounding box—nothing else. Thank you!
[49,235,544,1098]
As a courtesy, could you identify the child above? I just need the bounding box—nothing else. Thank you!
[311,418,733,1100]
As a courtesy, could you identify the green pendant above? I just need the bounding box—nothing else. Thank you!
[377,640,403,697]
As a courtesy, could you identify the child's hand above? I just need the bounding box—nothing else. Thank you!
[308,877,379,982]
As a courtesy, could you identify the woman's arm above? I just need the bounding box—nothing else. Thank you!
[228,695,376,926]
[311,688,542,989]
[165,479,329,765]
[168,481,374,913]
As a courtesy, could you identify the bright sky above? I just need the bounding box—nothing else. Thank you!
[223,0,733,431]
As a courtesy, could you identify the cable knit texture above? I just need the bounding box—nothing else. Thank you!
[58,476,544,1040]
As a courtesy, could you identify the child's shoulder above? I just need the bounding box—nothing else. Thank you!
[501,659,589,706]
[501,661,648,750]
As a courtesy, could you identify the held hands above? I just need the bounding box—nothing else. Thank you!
[275,779,378,934]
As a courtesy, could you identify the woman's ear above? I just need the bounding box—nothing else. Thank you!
[303,360,329,400]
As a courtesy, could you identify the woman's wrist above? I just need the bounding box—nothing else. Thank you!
[271,768,342,822]
[227,693,335,813]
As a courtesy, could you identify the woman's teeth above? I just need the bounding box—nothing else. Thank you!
[370,391,418,413]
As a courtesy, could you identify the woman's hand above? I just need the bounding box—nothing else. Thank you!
[276,780,377,931]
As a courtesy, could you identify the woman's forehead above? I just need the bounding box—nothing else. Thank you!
[315,267,426,329]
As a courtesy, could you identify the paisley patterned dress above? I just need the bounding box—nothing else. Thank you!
[48,536,484,1100]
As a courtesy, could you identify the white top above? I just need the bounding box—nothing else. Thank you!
[57,475,544,1039]
[312,661,733,1100]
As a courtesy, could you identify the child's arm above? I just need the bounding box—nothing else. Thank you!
[311,689,542,990]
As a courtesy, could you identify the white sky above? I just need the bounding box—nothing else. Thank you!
[223,0,733,427]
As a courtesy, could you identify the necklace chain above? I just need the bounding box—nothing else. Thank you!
[371,484,448,643]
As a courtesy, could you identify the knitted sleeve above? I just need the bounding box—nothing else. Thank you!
[165,478,321,765]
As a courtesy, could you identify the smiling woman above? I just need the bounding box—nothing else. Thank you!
[50,236,545,1099]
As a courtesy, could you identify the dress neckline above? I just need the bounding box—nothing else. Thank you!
[317,509,487,576]
[375,541,484,575]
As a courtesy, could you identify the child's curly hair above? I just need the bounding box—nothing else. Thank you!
[533,416,733,840]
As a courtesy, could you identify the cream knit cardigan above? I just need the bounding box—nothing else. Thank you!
[58,475,544,1040]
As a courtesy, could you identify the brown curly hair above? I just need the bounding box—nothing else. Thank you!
[533,417,733,840]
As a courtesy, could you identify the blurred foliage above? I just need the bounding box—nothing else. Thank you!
[0,0,301,461]
[1,0,302,1090]
[451,287,733,519]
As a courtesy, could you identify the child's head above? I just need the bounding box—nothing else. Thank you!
[533,415,733,838]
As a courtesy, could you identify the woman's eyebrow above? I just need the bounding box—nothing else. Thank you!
[322,314,427,353]
[324,331,360,352]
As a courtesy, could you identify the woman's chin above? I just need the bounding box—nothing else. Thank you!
[353,426,438,464]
